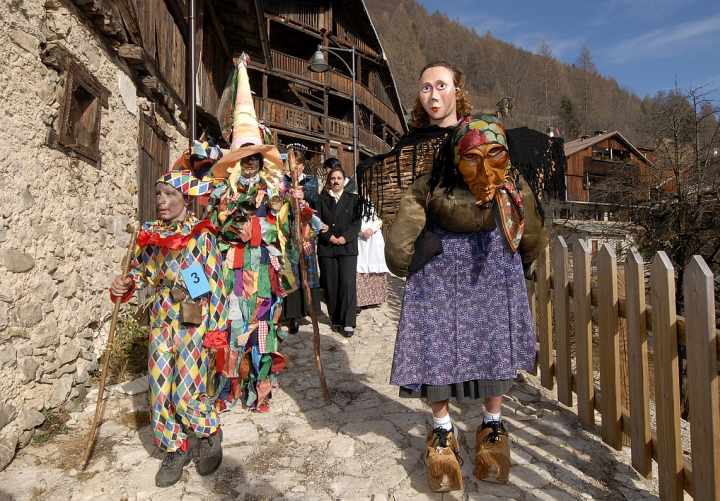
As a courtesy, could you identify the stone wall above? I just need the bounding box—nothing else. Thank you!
[0,0,186,470]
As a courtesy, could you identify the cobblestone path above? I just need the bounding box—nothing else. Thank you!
[0,277,661,500]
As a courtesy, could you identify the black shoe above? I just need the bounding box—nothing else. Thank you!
[155,447,192,487]
[479,420,507,443]
[331,324,342,333]
[288,319,299,334]
[342,327,355,338]
[193,428,223,476]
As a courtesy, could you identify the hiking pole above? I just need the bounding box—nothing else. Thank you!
[81,227,137,470]
[288,148,331,402]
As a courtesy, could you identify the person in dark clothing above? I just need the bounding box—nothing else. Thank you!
[317,158,362,337]
[281,145,323,334]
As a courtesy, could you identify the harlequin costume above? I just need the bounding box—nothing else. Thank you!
[110,170,227,486]
[204,53,292,413]
[361,114,563,491]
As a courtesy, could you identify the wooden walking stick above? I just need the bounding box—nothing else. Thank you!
[81,227,138,470]
[288,148,331,402]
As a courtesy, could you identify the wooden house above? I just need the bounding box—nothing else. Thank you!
[563,130,652,204]
[71,0,406,187]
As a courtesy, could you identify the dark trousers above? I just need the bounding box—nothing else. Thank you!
[319,255,357,328]
[282,286,322,321]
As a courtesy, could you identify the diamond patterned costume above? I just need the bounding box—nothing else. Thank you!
[114,215,227,452]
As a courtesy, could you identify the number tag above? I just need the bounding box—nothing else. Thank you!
[180,262,211,299]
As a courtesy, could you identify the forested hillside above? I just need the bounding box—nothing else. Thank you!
[367,0,648,144]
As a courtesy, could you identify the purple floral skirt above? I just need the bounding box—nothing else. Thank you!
[390,227,536,387]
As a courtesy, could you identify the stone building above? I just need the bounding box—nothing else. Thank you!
[0,0,406,471]
[0,0,188,470]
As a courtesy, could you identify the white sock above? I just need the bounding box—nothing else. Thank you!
[483,411,502,424]
[432,413,453,431]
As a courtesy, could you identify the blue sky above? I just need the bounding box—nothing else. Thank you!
[417,0,720,101]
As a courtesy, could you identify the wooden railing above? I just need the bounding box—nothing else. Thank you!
[271,50,326,85]
[254,96,324,135]
[359,128,391,154]
[530,237,720,500]
[326,116,352,141]
[263,1,330,32]
[334,17,378,58]
[326,71,402,133]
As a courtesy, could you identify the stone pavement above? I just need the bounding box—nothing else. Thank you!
[0,277,661,500]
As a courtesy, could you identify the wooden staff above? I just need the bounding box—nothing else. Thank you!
[81,227,138,470]
[288,148,331,402]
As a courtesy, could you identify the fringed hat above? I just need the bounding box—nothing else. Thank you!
[157,170,213,197]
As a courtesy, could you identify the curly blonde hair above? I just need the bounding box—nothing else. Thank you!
[410,61,472,129]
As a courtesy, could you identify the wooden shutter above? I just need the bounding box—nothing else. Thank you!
[137,114,170,222]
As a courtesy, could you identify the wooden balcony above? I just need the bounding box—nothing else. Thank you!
[326,116,352,141]
[263,0,330,32]
[334,17,379,58]
[254,96,324,136]
[359,128,391,154]
[271,50,326,85]
[326,71,402,133]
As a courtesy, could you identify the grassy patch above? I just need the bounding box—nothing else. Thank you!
[102,308,150,384]
[32,407,71,444]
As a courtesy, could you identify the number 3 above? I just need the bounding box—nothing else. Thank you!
[191,272,200,284]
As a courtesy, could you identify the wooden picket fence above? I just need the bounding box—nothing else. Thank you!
[529,236,720,500]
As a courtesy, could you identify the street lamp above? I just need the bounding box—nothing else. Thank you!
[308,44,358,169]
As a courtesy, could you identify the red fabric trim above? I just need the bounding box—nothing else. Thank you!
[137,219,217,250]
[250,216,262,247]
[179,438,189,453]
[233,246,245,269]
[109,282,136,304]
[203,330,228,349]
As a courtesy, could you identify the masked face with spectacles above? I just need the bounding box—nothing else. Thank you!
[453,117,511,205]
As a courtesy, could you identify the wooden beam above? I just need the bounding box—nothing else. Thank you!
[205,0,231,60]
[118,44,144,64]
[253,0,273,68]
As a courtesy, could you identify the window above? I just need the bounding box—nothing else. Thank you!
[43,43,109,165]
[57,61,109,164]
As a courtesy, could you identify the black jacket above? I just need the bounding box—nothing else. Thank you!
[317,191,362,257]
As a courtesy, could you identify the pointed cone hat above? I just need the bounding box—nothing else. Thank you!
[213,53,286,185]
[230,53,263,149]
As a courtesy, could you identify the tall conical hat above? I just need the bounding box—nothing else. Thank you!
[230,53,262,149]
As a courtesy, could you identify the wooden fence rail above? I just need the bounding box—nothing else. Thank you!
[532,236,720,500]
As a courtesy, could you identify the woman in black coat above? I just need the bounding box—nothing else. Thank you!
[317,158,362,337]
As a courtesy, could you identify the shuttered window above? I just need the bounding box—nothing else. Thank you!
[137,114,169,223]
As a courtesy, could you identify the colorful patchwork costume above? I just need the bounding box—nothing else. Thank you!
[111,171,227,454]
[206,145,292,412]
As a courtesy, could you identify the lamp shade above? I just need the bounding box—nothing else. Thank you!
[308,48,330,73]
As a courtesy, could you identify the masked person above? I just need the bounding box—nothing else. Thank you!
[110,171,227,488]
[207,143,293,413]
[386,112,547,491]
[281,144,323,334]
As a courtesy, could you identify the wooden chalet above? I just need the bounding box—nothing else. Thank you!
[563,130,652,204]
[70,0,407,178]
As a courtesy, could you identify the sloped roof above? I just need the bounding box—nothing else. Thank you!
[359,0,408,132]
[564,130,652,165]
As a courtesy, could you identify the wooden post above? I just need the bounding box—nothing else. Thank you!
[650,251,683,500]
[624,249,652,478]
[552,236,572,406]
[573,238,594,429]
[597,244,622,450]
[536,243,554,389]
[526,276,538,376]
[683,256,720,501]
